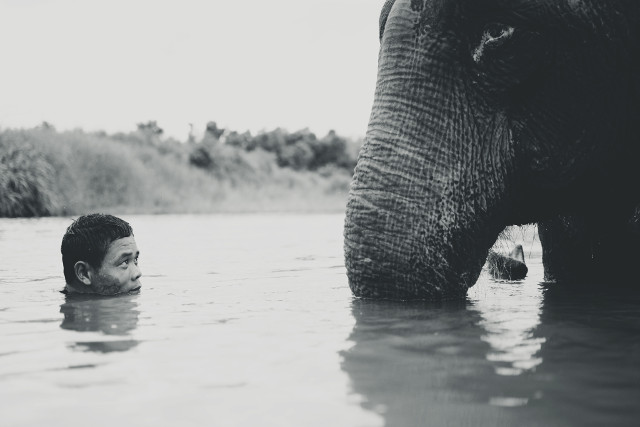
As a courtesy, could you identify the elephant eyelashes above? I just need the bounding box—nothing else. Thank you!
[473,24,515,63]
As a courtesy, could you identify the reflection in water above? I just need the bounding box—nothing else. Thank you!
[341,299,520,427]
[475,280,545,377]
[342,279,640,427]
[59,292,140,353]
[528,283,640,427]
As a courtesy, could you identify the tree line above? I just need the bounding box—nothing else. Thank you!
[0,121,363,217]
[184,121,361,173]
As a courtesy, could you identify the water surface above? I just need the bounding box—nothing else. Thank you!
[1,214,638,426]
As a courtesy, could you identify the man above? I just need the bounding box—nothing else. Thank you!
[61,213,142,295]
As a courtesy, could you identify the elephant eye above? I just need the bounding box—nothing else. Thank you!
[473,23,515,63]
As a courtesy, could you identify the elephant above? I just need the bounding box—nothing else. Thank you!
[344,0,640,300]
[487,244,528,280]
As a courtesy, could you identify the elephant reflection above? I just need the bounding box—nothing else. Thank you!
[341,299,522,426]
[527,284,640,427]
[342,286,640,426]
[59,293,140,353]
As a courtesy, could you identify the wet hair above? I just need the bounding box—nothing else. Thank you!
[61,213,133,284]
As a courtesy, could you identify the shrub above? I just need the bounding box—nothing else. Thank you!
[0,135,58,217]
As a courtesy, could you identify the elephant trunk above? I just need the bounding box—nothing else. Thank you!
[344,5,515,300]
[345,124,512,300]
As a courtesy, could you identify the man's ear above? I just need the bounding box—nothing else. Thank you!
[74,261,93,286]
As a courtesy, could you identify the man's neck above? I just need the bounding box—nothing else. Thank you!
[64,281,93,294]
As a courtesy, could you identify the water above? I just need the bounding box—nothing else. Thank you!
[1,214,639,427]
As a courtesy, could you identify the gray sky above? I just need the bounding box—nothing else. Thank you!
[0,0,385,140]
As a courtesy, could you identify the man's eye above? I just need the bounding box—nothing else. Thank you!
[120,260,129,267]
[134,257,139,265]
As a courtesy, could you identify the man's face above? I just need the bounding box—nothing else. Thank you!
[89,236,142,295]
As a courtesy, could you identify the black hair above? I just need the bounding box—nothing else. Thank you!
[61,213,133,284]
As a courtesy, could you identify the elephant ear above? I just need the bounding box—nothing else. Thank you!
[471,23,551,94]
[379,0,396,41]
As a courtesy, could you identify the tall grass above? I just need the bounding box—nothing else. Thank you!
[0,126,352,217]
[0,135,58,217]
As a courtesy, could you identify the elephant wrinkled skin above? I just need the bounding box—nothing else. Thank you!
[344,0,640,300]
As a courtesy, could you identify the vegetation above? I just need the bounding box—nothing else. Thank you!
[0,121,363,217]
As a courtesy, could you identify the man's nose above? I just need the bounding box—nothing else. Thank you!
[132,263,142,281]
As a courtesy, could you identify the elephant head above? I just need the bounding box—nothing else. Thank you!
[344,0,640,300]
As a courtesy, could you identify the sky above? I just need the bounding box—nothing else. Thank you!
[0,0,386,140]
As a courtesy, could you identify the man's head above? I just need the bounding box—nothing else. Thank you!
[61,213,141,295]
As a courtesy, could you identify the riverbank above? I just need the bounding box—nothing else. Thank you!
[0,124,358,217]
